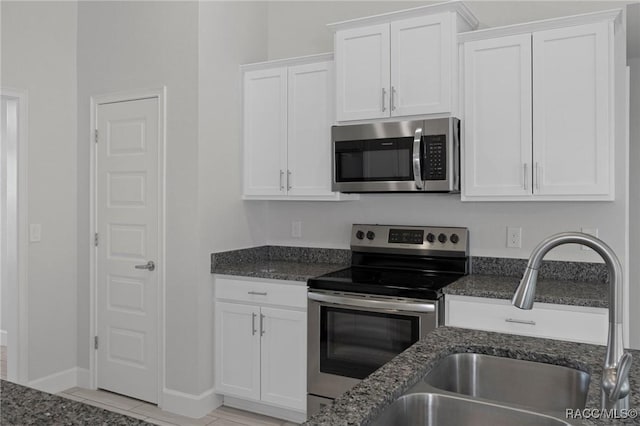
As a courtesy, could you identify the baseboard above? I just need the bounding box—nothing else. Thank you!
[28,367,88,394]
[162,387,223,419]
[0,329,6,346]
[224,396,306,423]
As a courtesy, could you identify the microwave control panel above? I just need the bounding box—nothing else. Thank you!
[424,135,446,181]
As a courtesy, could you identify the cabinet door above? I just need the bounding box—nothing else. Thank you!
[335,24,390,121]
[462,34,533,198]
[243,68,288,196]
[260,307,306,411]
[287,61,335,197]
[215,302,261,400]
[532,22,612,197]
[391,13,452,116]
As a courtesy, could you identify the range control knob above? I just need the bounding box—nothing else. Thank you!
[438,233,448,243]
[366,231,375,240]
[355,230,365,240]
[426,233,436,243]
[450,234,460,244]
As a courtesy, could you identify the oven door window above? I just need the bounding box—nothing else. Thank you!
[319,306,419,380]
[334,137,414,182]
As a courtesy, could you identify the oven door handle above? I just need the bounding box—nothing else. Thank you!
[308,292,435,313]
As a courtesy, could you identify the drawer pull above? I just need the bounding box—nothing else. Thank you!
[248,291,267,296]
[505,318,536,326]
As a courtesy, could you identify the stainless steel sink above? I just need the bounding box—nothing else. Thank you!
[370,393,572,426]
[423,353,590,412]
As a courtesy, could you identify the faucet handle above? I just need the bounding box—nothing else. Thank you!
[609,352,633,402]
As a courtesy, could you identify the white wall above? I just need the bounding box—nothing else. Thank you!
[76,1,201,394]
[0,1,78,380]
[197,1,269,393]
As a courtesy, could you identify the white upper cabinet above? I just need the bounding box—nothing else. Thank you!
[330,3,478,122]
[461,12,621,201]
[242,54,355,201]
[243,68,287,197]
[391,14,452,117]
[287,61,335,197]
[463,34,533,197]
[335,24,390,121]
[532,22,611,197]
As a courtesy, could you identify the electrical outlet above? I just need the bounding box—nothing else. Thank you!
[30,224,42,242]
[507,227,522,248]
[291,221,302,238]
[581,228,598,251]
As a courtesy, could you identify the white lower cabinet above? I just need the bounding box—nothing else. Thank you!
[446,295,607,345]
[214,278,307,413]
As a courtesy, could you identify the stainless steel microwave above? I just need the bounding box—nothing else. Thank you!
[331,118,460,193]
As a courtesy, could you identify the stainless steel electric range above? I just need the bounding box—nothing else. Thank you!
[306,224,470,416]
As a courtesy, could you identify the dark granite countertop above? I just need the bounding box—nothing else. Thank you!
[213,260,348,282]
[445,274,609,308]
[0,380,151,425]
[303,327,640,426]
[211,245,350,282]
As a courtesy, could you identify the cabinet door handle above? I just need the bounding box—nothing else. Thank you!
[279,170,284,191]
[248,291,267,296]
[251,312,257,335]
[260,314,265,336]
[523,163,528,190]
[505,318,536,326]
[287,170,292,191]
[535,162,541,191]
[391,86,396,112]
[381,88,387,112]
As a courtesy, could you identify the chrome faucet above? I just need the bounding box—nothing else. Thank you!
[512,232,632,410]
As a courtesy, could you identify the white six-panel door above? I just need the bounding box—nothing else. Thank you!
[463,34,533,198]
[96,97,159,403]
[391,13,452,116]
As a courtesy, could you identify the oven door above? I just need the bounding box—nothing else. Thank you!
[307,291,437,401]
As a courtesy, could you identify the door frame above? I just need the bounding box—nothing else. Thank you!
[89,88,166,405]
[0,88,29,385]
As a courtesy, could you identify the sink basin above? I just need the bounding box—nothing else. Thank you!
[423,353,590,412]
[370,393,572,426]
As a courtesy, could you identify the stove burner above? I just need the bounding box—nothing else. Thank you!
[308,224,470,300]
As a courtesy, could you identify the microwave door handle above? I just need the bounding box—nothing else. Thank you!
[413,128,424,190]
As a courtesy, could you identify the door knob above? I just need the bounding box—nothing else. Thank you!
[135,261,155,271]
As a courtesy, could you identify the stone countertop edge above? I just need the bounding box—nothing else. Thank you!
[444,274,609,309]
[303,327,640,426]
[211,246,350,282]
[212,261,348,283]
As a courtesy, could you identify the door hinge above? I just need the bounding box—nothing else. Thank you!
[94,129,99,143]
[94,233,99,247]
[94,336,99,350]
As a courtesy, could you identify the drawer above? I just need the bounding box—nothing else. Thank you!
[446,295,607,345]
[215,277,307,309]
